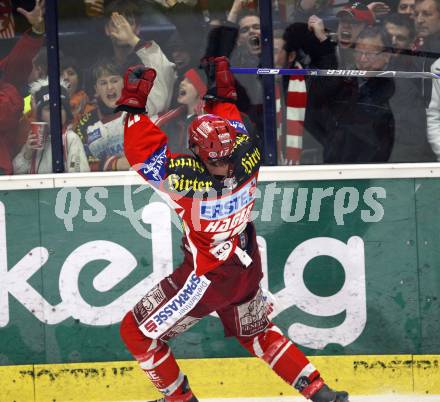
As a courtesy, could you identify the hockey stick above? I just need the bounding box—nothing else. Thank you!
[230,67,440,79]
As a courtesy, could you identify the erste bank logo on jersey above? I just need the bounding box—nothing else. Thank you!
[200,178,257,220]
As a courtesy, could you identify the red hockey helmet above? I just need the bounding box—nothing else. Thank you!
[188,114,236,162]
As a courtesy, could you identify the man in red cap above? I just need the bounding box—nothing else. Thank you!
[115,56,349,402]
[336,2,375,68]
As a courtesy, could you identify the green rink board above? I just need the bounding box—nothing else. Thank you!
[0,178,439,365]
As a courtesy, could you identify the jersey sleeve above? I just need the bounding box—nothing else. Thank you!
[123,113,171,185]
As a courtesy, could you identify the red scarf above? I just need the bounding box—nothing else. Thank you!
[275,62,307,165]
[0,0,14,39]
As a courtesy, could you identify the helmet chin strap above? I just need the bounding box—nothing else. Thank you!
[226,162,234,178]
[191,147,234,180]
[213,162,234,181]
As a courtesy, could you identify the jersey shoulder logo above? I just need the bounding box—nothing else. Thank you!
[140,145,168,183]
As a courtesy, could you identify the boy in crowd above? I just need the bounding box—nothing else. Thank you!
[75,59,129,171]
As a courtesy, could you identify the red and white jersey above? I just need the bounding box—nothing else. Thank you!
[124,101,262,276]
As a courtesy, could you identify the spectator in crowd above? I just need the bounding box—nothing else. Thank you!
[388,76,435,161]
[151,0,207,58]
[13,79,90,174]
[305,25,395,163]
[228,4,261,64]
[0,0,45,175]
[379,12,434,162]
[289,0,335,24]
[104,0,143,66]
[75,59,129,171]
[385,13,415,52]
[412,0,440,108]
[384,13,416,68]
[155,68,207,154]
[60,55,94,128]
[281,14,338,164]
[427,57,440,160]
[414,0,440,43]
[273,27,308,165]
[155,64,258,155]
[0,77,24,174]
[223,2,264,132]
[335,3,376,69]
[166,32,197,76]
[414,0,440,105]
[23,46,48,116]
[165,31,199,109]
[385,15,435,161]
[103,0,176,116]
[27,46,48,85]
[397,0,416,17]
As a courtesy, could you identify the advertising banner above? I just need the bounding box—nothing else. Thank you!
[0,178,438,365]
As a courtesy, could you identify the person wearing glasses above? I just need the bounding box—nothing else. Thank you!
[306,25,395,163]
[335,3,376,69]
[116,56,349,402]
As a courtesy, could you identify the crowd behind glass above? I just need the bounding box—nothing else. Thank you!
[0,0,439,174]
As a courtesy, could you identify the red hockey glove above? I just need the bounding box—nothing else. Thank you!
[201,56,237,103]
[114,65,156,114]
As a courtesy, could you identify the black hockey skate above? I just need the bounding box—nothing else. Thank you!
[147,397,197,402]
[311,384,349,402]
[147,376,198,402]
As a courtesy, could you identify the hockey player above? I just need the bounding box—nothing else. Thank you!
[116,56,349,402]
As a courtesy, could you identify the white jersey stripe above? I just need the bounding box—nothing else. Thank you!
[269,341,291,368]
[139,346,171,370]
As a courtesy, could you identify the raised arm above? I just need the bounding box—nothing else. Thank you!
[202,56,247,134]
[1,0,45,89]
[106,12,176,117]
[115,65,170,184]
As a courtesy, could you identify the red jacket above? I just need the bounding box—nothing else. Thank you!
[0,82,24,174]
[0,30,43,174]
[0,29,44,90]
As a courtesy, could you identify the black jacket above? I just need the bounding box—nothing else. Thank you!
[388,57,435,162]
[306,75,395,163]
